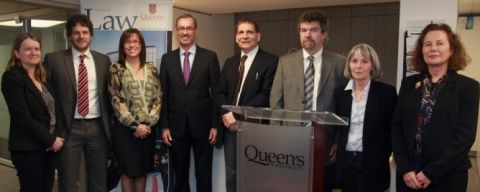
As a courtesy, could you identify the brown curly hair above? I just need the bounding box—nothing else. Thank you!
[412,23,470,72]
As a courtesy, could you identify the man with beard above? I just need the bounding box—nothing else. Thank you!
[160,14,220,192]
[44,14,111,192]
[270,9,346,192]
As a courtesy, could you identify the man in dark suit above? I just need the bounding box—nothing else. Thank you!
[269,9,346,192]
[160,14,220,192]
[215,18,278,192]
[44,14,111,192]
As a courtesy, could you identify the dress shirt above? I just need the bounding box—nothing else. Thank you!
[72,48,100,119]
[235,45,259,105]
[180,45,197,71]
[302,48,323,111]
[345,79,371,152]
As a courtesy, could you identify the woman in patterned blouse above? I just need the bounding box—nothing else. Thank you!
[109,28,162,192]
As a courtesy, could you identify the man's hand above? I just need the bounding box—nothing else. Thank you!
[222,112,237,132]
[329,144,337,161]
[162,128,173,146]
[208,128,217,145]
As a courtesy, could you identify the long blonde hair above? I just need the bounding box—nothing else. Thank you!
[6,33,46,83]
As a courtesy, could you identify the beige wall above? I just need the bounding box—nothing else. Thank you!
[172,8,235,66]
[457,16,480,152]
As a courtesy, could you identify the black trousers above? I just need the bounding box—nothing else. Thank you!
[341,151,366,192]
[170,122,213,192]
[11,150,56,192]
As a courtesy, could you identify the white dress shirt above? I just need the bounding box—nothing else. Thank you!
[302,48,323,111]
[180,45,197,71]
[345,79,371,152]
[235,45,259,105]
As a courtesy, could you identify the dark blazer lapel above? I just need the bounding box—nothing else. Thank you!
[92,51,106,98]
[188,46,204,86]
[240,51,263,98]
[63,49,77,91]
[362,81,380,147]
[20,70,49,112]
[173,49,188,87]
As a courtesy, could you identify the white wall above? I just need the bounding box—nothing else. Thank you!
[172,9,234,65]
[396,0,458,89]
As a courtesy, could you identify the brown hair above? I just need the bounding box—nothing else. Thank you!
[6,33,46,82]
[298,9,329,33]
[412,23,470,72]
[66,14,94,37]
[117,28,147,68]
[175,14,197,28]
[236,18,260,33]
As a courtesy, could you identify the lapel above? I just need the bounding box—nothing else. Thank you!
[171,49,186,87]
[63,49,77,91]
[362,81,380,147]
[240,50,263,98]
[188,45,203,86]
[318,51,334,95]
[292,50,305,98]
[91,51,105,98]
[18,68,49,112]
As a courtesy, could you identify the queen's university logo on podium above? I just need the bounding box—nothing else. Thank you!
[244,145,305,170]
[149,4,156,14]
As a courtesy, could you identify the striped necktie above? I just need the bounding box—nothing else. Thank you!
[77,54,89,116]
[304,56,315,111]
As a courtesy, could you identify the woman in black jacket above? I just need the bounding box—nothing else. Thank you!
[334,43,397,192]
[391,23,479,191]
[1,33,64,192]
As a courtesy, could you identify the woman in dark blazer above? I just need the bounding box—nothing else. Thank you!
[334,43,397,192]
[391,23,479,191]
[1,33,64,192]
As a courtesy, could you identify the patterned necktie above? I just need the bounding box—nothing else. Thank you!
[183,52,191,84]
[77,54,89,116]
[304,56,315,111]
[232,55,248,105]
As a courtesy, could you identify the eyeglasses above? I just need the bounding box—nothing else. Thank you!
[176,26,196,32]
[125,40,141,46]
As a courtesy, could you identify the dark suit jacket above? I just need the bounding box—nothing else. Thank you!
[159,45,221,139]
[215,49,278,114]
[2,66,62,151]
[391,71,479,183]
[43,49,112,140]
[334,80,397,191]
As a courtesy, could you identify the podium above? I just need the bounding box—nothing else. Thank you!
[223,105,348,192]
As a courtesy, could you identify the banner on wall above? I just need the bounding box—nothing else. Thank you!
[80,0,172,191]
[81,0,172,69]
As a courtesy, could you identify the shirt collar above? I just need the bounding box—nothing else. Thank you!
[302,48,323,61]
[72,48,92,60]
[180,44,197,56]
[345,79,372,92]
[241,45,259,59]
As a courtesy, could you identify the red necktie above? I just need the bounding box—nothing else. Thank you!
[77,54,89,116]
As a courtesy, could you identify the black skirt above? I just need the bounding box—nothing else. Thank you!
[112,121,155,177]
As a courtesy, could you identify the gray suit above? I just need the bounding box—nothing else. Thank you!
[270,49,346,113]
[44,49,111,192]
